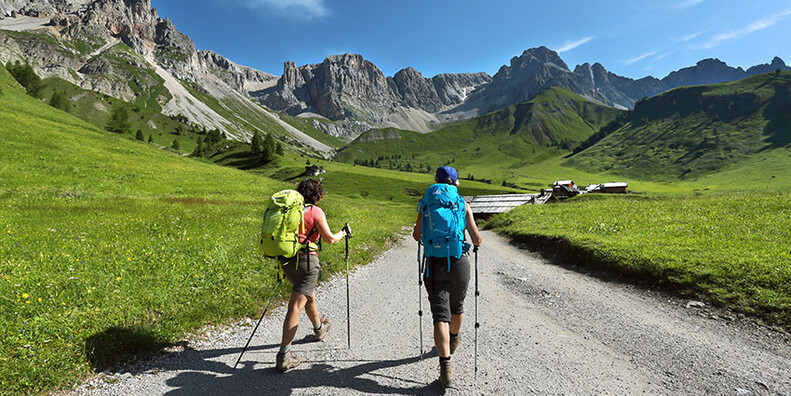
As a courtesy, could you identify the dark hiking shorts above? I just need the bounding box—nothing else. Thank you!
[424,255,471,323]
[281,254,321,296]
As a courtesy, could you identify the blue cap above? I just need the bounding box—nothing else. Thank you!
[435,166,459,185]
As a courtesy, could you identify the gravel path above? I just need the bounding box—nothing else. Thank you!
[74,231,791,395]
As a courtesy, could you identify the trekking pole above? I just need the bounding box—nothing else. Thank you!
[474,245,480,380]
[344,223,352,349]
[234,279,282,369]
[417,241,424,359]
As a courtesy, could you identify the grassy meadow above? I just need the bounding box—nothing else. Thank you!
[487,192,791,327]
[0,66,414,393]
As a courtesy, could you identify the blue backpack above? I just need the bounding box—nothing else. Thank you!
[418,183,467,273]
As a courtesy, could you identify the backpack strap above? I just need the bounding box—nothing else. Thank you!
[299,204,321,254]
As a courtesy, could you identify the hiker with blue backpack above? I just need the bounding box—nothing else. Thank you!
[413,166,483,388]
[259,179,351,372]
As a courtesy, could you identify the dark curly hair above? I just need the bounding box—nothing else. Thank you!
[297,179,325,204]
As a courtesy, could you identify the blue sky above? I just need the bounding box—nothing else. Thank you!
[154,0,791,80]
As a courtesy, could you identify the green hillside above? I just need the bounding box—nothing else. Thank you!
[0,65,411,394]
[568,71,791,180]
[1,30,322,156]
[39,76,210,154]
[334,87,623,187]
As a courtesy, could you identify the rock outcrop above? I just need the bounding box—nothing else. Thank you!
[1,0,93,17]
[746,56,791,76]
[662,57,791,89]
[256,53,490,136]
[661,58,747,89]
[453,47,625,115]
[198,50,278,93]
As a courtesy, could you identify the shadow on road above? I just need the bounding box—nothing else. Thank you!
[151,342,442,395]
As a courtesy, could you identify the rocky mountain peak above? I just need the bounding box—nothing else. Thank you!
[746,56,790,76]
[391,66,443,113]
[663,57,748,88]
[513,46,569,70]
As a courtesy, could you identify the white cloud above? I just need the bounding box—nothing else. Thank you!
[672,0,704,10]
[679,31,703,42]
[699,9,791,49]
[625,51,657,65]
[236,0,329,20]
[556,36,595,53]
[653,51,674,62]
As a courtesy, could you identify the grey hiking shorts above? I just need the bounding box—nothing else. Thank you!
[424,255,471,324]
[281,254,321,296]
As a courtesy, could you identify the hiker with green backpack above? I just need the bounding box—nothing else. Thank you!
[413,166,483,388]
[260,179,351,372]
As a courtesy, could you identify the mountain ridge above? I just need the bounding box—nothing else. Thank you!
[2,0,789,145]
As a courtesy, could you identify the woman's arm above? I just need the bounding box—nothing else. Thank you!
[412,211,422,242]
[314,209,347,245]
[465,202,482,246]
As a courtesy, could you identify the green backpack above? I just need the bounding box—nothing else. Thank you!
[261,190,315,258]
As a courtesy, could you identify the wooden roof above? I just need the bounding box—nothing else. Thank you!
[464,194,537,214]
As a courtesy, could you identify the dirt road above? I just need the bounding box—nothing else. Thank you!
[75,231,791,395]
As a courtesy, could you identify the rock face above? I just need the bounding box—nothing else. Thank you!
[256,53,491,136]
[746,57,791,76]
[453,47,631,114]
[446,47,791,118]
[662,57,791,88]
[1,0,93,17]
[198,50,278,93]
[661,58,747,88]
[1,0,275,94]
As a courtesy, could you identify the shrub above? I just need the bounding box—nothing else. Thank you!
[171,139,180,150]
[135,130,144,141]
[49,91,70,113]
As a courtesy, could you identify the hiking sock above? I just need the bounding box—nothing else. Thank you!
[314,322,322,331]
[450,332,458,339]
[278,344,291,355]
[439,356,451,362]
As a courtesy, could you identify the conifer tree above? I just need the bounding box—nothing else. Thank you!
[136,129,145,141]
[148,134,153,143]
[171,139,180,150]
[250,131,263,154]
[261,133,276,162]
[192,140,204,157]
[7,61,41,97]
[106,106,131,134]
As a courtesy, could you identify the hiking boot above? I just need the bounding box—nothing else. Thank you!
[275,351,300,372]
[439,359,453,388]
[449,333,461,354]
[314,315,332,342]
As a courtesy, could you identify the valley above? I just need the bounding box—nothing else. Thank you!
[1,0,790,394]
